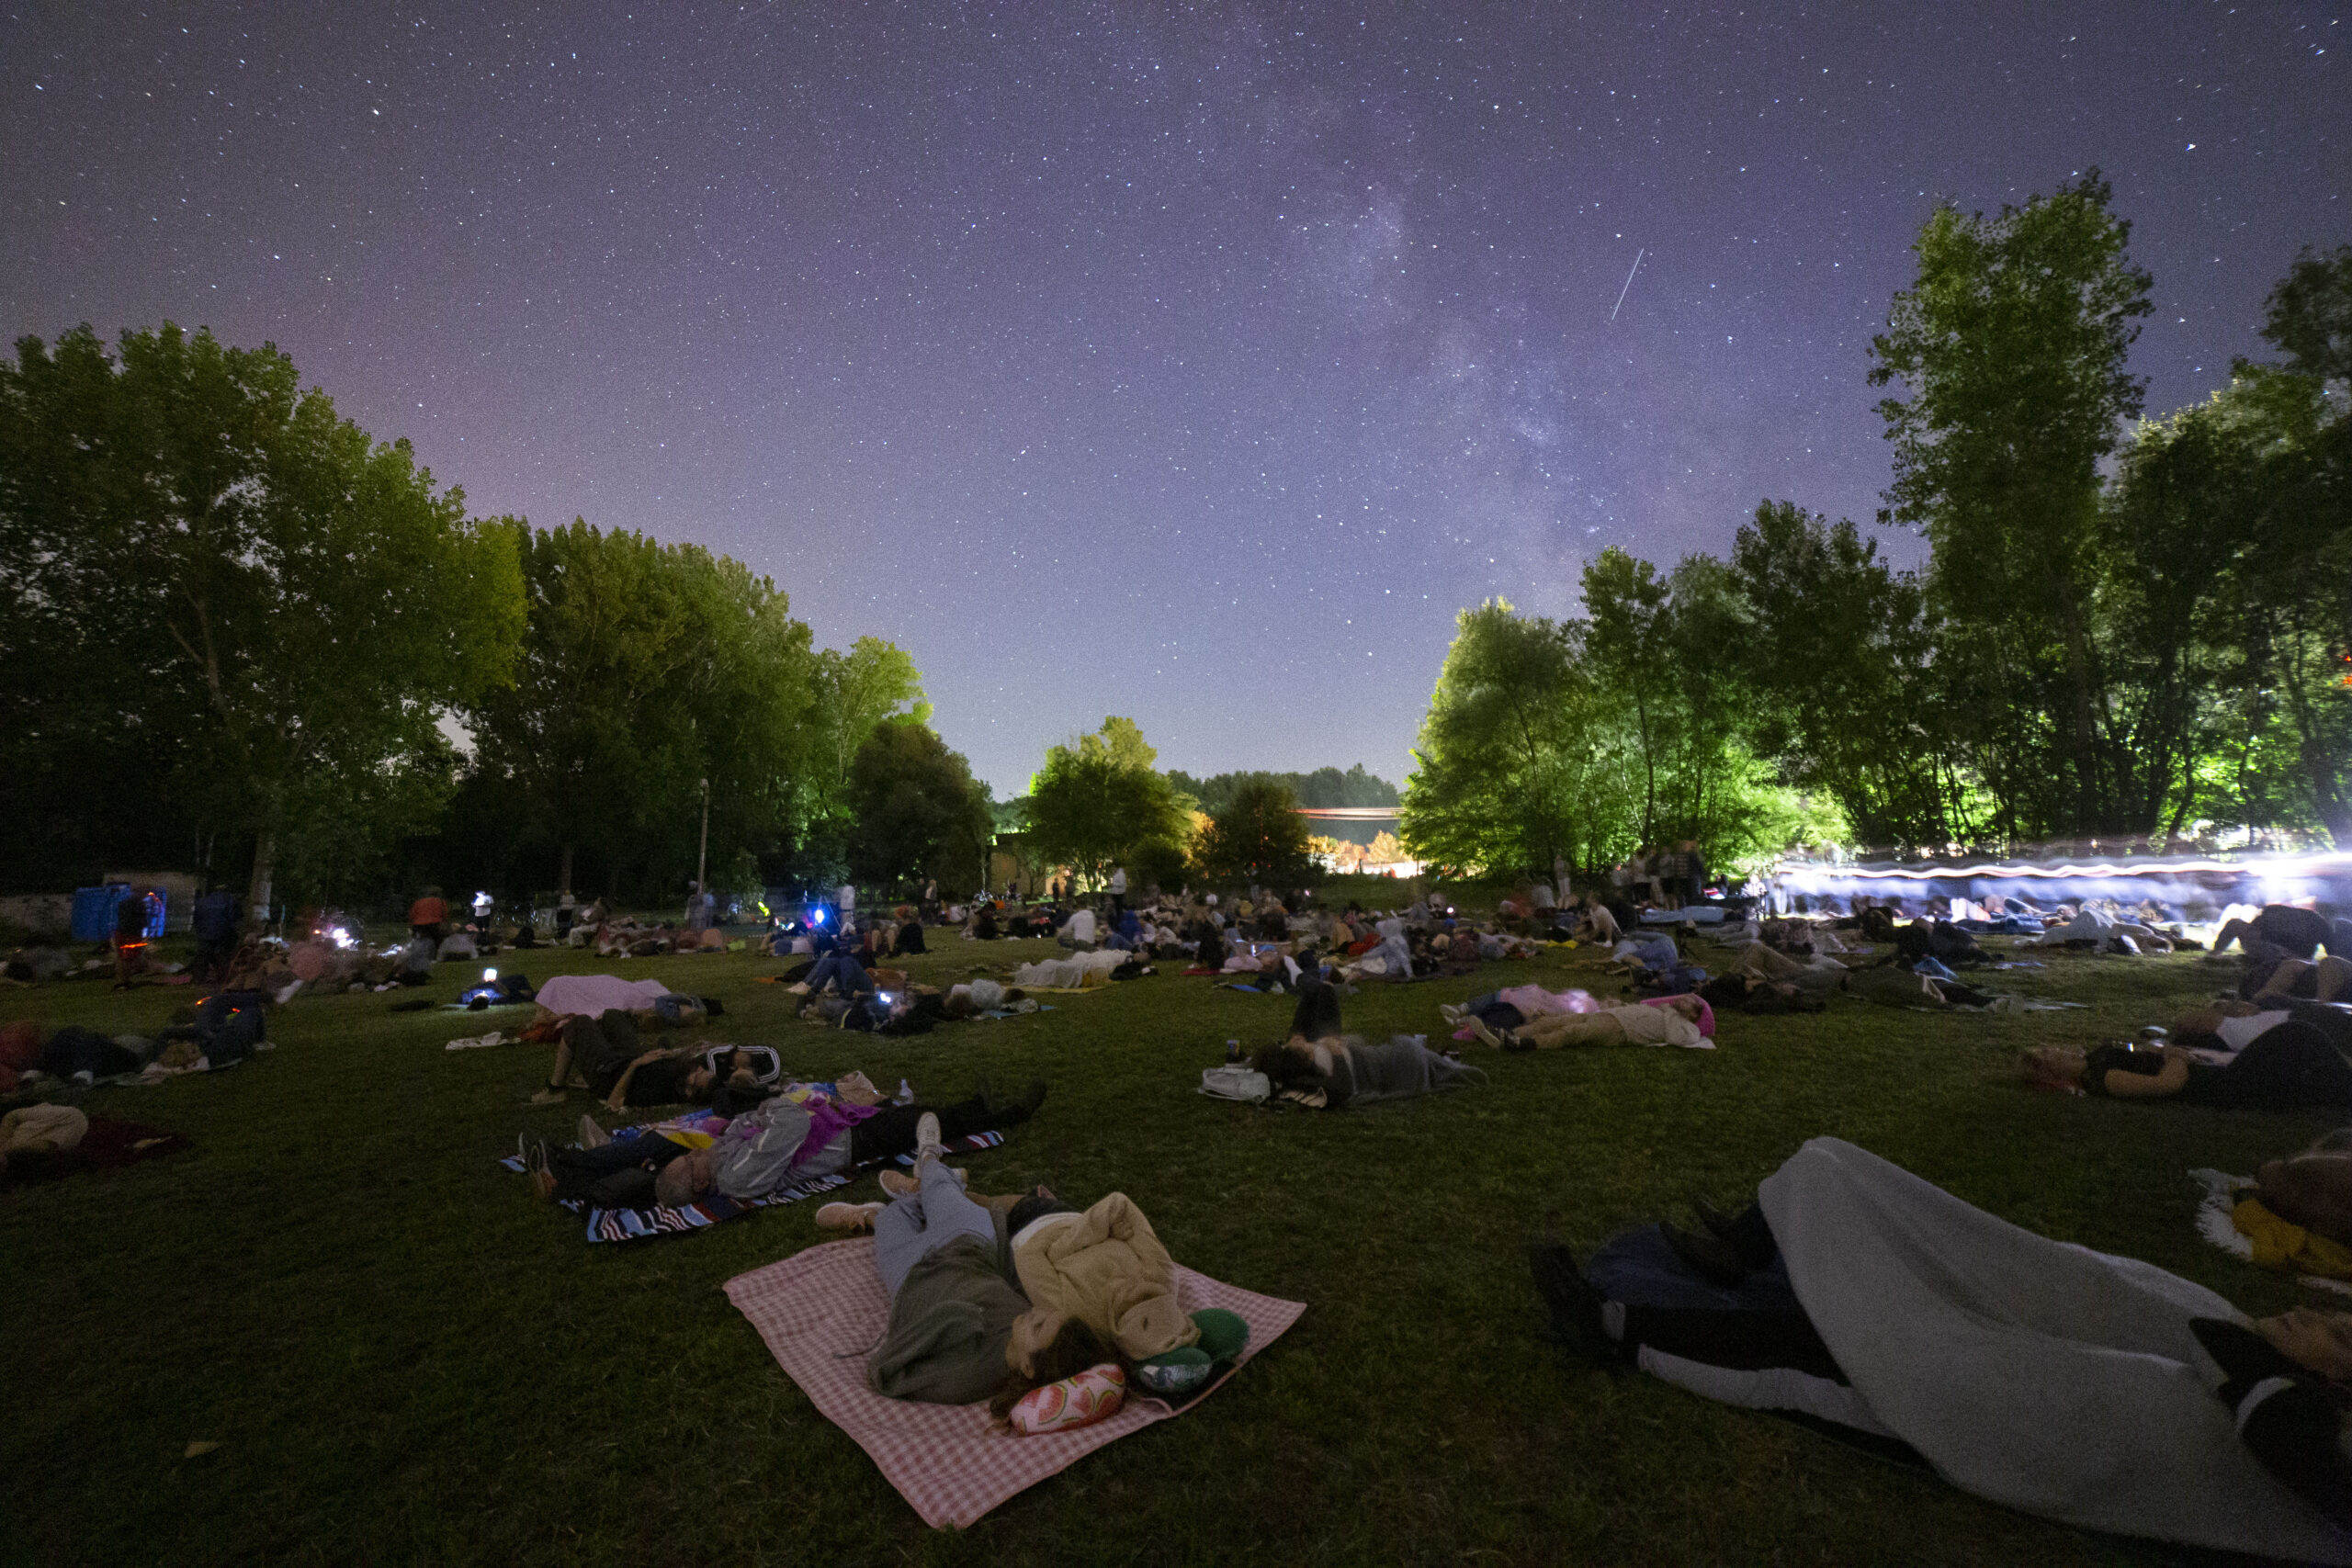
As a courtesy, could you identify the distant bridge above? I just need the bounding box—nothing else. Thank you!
[1291,807,1402,821]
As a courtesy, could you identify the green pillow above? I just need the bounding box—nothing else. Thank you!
[1190,1307,1250,1362]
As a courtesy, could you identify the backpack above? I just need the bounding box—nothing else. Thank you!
[712,1100,818,1199]
[1198,1066,1270,1103]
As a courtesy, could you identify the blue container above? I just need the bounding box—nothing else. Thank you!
[71,885,130,942]
[69,885,165,942]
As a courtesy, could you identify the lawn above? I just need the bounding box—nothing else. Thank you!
[1,914,2333,1567]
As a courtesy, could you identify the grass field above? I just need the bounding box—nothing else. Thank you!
[2,913,2335,1567]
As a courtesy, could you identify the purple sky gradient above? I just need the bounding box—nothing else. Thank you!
[4,3,2345,793]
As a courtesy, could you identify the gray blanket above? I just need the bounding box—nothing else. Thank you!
[1763,1138,2352,1562]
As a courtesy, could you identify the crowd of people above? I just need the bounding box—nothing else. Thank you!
[9,855,2352,1552]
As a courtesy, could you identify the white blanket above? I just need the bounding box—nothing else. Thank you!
[531,974,674,1018]
[1012,949,1126,988]
[1761,1138,2352,1562]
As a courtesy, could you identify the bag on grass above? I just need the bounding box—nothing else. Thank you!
[1198,1066,1270,1104]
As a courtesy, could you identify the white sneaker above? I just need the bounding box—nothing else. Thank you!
[576,1113,610,1149]
[914,1111,943,1164]
[1439,1002,1465,1026]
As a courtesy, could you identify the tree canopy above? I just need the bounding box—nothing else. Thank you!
[845,722,993,897]
[1023,716,1190,887]
[1191,777,1314,885]
[0,323,524,905]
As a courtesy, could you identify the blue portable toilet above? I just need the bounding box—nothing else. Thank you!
[72,884,130,942]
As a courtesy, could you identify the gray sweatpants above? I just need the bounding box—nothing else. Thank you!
[873,1158,997,1302]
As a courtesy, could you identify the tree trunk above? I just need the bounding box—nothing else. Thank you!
[246,827,276,922]
[559,842,575,897]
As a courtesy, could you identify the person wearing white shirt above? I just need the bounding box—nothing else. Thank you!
[1107,866,1128,913]
[1058,907,1099,950]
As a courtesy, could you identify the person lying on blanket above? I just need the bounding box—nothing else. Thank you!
[2022,1025,2352,1111]
[836,1122,1247,1416]
[1456,993,1710,1052]
[1251,980,1487,1108]
[528,1078,1053,1211]
[1532,1140,2352,1556]
[529,1012,732,1111]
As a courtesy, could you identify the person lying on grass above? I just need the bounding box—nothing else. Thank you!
[831,1122,1247,1416]
[2022,1023,2352,1111]
[1250,979,1487,1107]
[526,1077,1050,1210]
[529,1011,738,1110]
[1532,1139,2352,1555]
[1456,993,1711,1052]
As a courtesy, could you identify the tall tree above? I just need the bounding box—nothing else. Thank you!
[845,722,993,897]
[460,520,817,898]
[1870,172,2153,833]
[1579,549,1676,844]
[1192,777,1314,884]
[1023,716,1188,887]
[1730,501,1972,850]
[1400,600,1634,875]
[0,323,524,905]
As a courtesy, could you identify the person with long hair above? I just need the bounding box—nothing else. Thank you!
[858,1120,1132,1412]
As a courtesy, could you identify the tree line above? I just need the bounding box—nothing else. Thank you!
[1404,176,2351,876]
[0,323,991,911]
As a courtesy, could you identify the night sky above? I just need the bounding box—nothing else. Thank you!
[4,4,2346,795]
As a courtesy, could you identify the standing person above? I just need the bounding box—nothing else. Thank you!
[684,881,713,935]
[554,890,578,940]
[1679,840,1708,906]
[1107,865,1127,914]
[836,878,856,928]
[191,886,241,980]
[111,886,157,987]
[408,886,448,942]
[470,889,494,933]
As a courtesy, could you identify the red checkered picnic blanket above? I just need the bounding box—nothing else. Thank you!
[723,1238,1306,1528]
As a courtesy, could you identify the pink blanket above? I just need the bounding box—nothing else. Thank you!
[723,1239,1306,1528]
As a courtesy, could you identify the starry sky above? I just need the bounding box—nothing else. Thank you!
[4,4,2346,795]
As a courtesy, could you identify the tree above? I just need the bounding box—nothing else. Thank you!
[1730,501,1974,850]
[0,323,524,905]
[1579,550,1676,845]
[1400,601,1634,876]
[1023,717,1189,887]
[1191,777,1314,884]
[459,520,817,899]
[798,637,930,877]
[1870,172,2154,833]
[845,723,993,896]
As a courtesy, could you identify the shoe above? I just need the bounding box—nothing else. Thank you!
[1660,1221,1747,1288]
[816,1201,884,1233]
[1499,1031,1535,1054]
[1690,1196,1740,1239]
[1465,1017,1503,1048]
[913,1111,944,1164]
[526,1084,566,1105]
[1439,1002,1465,1026]
[879,1166,967,1198]
[576,1113,610,1149]
[1530,1242,1615,1365]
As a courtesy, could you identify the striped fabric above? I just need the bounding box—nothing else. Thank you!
[500,1125,1010,1244]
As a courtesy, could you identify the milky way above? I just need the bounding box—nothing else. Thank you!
[3,3,2344,792]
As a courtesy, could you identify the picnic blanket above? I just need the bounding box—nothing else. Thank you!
[530,974,673,1018]
[724,1238,1306,1527]
[2189,1167,2352,1298]
[501,1113,1008,1243]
